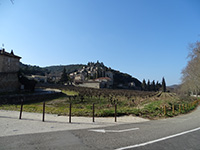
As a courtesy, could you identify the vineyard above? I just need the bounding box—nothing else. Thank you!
[0,84,199,119]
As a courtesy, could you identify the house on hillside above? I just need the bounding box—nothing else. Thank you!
[95,77,113,88]
[47,73,62,83]
[74,74,85,83]
[0,49,21,93]
[128,82,136,88]
[105,71,113,80]
[27,75,47,83]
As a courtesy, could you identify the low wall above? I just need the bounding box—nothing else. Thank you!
[77,82,100,89]
[0,90,63,104]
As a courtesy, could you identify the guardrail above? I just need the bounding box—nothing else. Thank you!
[18,101,118,123]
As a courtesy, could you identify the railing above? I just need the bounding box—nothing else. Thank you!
[18,101,118,123]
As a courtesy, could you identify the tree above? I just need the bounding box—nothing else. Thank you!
[181,41,200,95]
[142,79,147,91]
[151,80,156,91]
[147,80,151,91]
[59,68,69,84]
[156,81,161,91]
[162,77,166,92]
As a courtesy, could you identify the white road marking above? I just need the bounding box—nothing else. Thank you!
[116,127,200,150]
[89,128,139,133]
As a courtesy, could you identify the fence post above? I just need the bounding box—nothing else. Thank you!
[164,105,166,116]
[42,101,45,122]
[115,104,117,122]
[69,103,72,123]
[19,100,23,119]
[92,103,95,122]
[186,104,188,112]
[172,105,175,114]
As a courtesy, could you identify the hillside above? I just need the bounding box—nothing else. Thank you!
[20,63,85,75]
[111,70,141,88]
[45,64,85,74]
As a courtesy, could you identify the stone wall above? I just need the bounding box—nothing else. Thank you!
[0,72,20,93]
[77,82,100,89]
[0,91,63,104]
[0,54,20,73]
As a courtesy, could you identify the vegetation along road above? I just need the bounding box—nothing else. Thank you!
[1,85,198,119]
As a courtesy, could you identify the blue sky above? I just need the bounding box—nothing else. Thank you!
[0,0,200,85]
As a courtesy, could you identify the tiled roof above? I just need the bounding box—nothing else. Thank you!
[0,49,21,59]
[95,77,111,81]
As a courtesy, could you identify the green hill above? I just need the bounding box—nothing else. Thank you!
[20,63,85,75]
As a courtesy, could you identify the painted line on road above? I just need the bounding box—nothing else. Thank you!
[89,128,139,133]
[116,127,200,150]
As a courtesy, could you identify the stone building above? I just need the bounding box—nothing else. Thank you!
[0,49,21,93]
[95,77,113,88]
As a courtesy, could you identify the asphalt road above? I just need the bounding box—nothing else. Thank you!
[1,107,200,150]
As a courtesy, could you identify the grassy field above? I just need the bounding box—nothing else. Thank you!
[0,88,199,119]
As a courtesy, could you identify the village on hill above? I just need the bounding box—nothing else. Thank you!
[0,48,165,94]
[0,48,140,93]
[25,61,140,89]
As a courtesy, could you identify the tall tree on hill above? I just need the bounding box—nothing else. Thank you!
[156,81,161,91]
[59,68,69,84]
[151,80,156,91]
[142,79,147,91]
[147,80,151,91]
[162,77,166,92]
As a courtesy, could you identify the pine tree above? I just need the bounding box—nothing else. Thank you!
[162,77,166,92]
[60,68,69,84]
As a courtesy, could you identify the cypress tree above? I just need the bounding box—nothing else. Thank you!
[152,80,156,91]
[156,81,161,91]
[147,80,150,91]
[142,79,147,91]
[162,77,166,92]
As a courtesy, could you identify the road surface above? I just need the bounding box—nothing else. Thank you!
[0,107,200,150]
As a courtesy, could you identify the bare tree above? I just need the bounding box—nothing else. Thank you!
[181,41,200,96]
[10,0,14,4]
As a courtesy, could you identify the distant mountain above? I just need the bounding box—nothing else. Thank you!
[20,63,49,76]
[167,84,179,89]
[167,84,180,93]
